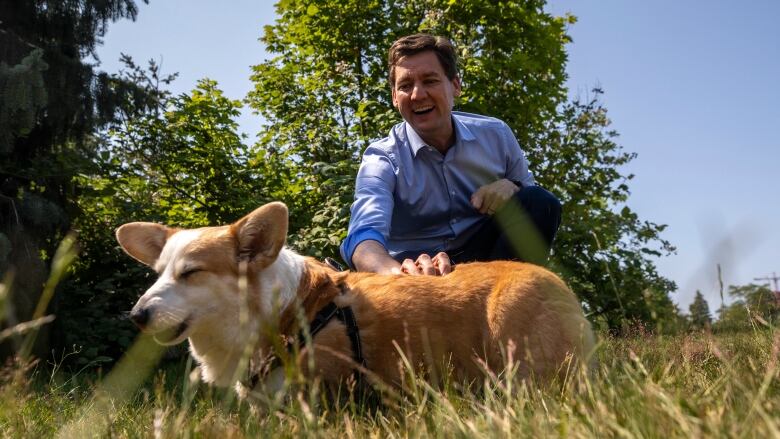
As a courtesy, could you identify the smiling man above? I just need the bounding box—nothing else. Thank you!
[340,34,562,275]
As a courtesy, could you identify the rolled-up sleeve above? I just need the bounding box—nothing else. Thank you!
[340,146,397,268]
[501,122,535,188]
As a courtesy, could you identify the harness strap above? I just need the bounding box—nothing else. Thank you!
[337,305,367,390]
[338,306,365,369]
[306,302,340,341]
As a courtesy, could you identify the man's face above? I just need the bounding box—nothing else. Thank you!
[391,51,461,148]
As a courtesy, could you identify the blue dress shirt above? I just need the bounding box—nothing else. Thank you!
[340,111,536,268]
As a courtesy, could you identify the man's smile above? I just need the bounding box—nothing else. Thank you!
[413,105,434,115]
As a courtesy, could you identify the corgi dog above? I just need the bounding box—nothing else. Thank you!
[116,202,595,396]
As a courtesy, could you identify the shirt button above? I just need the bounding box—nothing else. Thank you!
[450,218,457,224]
[450,191,456,196]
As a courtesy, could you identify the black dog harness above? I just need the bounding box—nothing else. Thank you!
[246,301,366,389]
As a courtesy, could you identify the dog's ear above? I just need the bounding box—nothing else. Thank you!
[116,222,172,267]
[231,202,288,268]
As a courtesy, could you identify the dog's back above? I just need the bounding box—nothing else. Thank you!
[318,261,595,385]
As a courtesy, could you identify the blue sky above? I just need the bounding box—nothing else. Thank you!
[95,0,780,311]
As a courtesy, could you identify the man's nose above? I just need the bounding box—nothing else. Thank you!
[411,83,427,100]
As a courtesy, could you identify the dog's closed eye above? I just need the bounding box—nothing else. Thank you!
[180,268,203,280]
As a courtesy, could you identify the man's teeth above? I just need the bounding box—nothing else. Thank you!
[414,106,434,114]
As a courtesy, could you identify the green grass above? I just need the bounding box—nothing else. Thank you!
[1,329,779,438]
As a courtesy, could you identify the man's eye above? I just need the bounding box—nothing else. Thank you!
[397,84,411,91]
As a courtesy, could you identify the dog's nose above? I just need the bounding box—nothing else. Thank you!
[130,307,150,328]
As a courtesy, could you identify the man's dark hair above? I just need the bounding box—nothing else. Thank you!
[388,34,459,87]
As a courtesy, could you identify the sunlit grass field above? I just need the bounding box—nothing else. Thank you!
[1,328,778,438]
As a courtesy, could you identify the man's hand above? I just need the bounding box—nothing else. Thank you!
[353,240,403,274]
[400,252,452,276]
[470,179,520,215]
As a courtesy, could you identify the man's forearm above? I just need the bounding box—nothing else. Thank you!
[352,240,401,274]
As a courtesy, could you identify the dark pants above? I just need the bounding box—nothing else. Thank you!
[450,186,562,265]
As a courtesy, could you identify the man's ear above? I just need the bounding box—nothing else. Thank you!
[391,87,399,109]
[116,222,172,267]
[452,76,462,97]
[231,202,288,268]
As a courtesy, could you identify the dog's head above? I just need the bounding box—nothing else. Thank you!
[116,202,289,345]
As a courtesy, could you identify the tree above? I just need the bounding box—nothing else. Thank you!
[57,59,267,365]
[715,283,778,332]
[247,0,676,330]
[688,290,712,329]
[729,284,778,321]
[248,0,571,256]
[536,90,677,330]
[715,302,750,332]
[0,0,147,356]
[91,58,266,227]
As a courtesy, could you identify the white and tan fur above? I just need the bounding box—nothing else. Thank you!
[116,202,595,395]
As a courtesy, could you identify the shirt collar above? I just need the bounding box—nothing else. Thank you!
[405,113,477,157]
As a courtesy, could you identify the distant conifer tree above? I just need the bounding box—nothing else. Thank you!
[0,0,145,356]
[689,290,713,329]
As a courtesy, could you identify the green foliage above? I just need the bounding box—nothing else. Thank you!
[96,60,266,226]
[716,302,751,333]
[688,290,712,329]
[58,59,267,366]
[715,283,779,332]
[0,49,48,153]
[0,0,147,357]
[0,0,146,237]
[537,90,677,330]
[729,283,779,322]
[248,0,676,329]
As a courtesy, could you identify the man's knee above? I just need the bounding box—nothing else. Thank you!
[513,185,562,247]
[515,186,561,211]
[516,186,561,217]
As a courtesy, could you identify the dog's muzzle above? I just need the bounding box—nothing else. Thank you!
[130,307,150,328]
